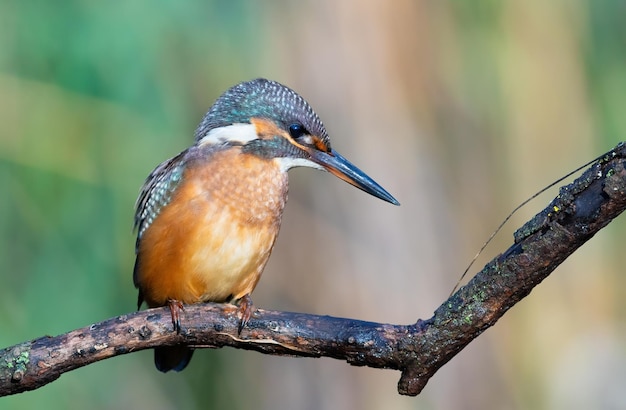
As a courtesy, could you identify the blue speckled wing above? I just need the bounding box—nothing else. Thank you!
[134,151,187,251]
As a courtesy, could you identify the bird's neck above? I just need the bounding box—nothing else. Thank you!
[185,147,289,225]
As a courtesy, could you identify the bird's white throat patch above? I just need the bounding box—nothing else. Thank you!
[274,156,324,172]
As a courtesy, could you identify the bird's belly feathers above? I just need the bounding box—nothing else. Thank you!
[135,151,288,307]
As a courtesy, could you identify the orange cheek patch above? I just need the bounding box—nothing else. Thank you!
[251,117,329,153]
[250,117,286,139]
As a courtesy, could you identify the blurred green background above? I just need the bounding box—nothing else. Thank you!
[2,1,626,409]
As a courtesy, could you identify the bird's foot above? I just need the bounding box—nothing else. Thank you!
[237,294,255,334]
[167,299,184,334]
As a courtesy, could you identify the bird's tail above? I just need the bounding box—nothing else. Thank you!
[154,346,194,372]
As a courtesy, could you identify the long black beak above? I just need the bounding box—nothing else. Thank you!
[309,148,400,205]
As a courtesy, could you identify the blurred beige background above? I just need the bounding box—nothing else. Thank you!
[1,1,626,409]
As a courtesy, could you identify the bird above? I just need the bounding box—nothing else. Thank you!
[133,78,399,373]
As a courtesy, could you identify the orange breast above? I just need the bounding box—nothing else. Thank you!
[135,148,288,307]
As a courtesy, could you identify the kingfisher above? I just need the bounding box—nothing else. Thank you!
[133,78,399,373]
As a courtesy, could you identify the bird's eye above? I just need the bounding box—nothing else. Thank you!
[288,123,307,139]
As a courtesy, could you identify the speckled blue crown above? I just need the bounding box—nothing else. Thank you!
[194,79,329,147]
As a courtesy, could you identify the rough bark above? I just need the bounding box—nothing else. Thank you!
[2,142,626,397]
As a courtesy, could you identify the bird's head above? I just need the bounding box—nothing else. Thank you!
[194,78,399,205]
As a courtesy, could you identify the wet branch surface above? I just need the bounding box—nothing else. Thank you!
[2,143,626,398]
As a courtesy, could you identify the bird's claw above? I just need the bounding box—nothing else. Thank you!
[167,299,185,334]
[237,294,255,334]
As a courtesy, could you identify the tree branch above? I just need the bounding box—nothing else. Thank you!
[2,143,626,398]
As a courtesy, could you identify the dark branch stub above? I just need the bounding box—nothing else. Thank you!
[1,142,625,398]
